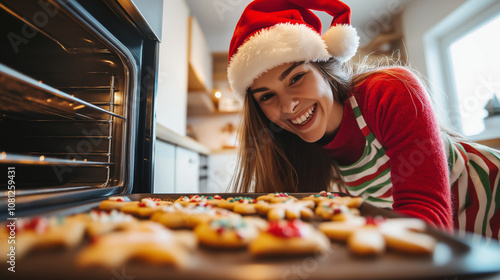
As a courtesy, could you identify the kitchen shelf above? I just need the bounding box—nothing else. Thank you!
[0,63,124,120]
[0,152,113,167]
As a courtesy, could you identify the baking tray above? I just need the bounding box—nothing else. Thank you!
[2,193,500,280]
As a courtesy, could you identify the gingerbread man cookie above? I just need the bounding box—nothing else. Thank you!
[315,202,360,221]
[257,192,298,203]
[249,219,330,257]
[120,197,171,217]
[302,191,340,205]
[319,217,436,256]
[151,202,239,229]
[175,194,225,207]
[1,215,86,261]
[256,199,315,220]
[77,221,196,268]
[218,196,259,215]
[76,209,137,236]
[326,195,364,209]
[194,216,262,249]
[98,196,135,211]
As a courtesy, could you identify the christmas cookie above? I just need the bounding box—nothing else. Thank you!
[315,202,360,221]
[319,217,436,256]
[378,218,436,254]
[194,216,261,249]
[175,195,225,207]
[76,209,137,236]
[302,191,340,205]
[151,202,238,229]
[120,197,171,217]
[257,192,298,203]
[0,215,86,261]
[327,195,364,209]
[77,221,196,268]
[348,226,386,256]
[98,196,135,210]
[257,199,315,220]
[249,219,330,257]
[219,196,259,215]
[318,216,366,241]
[204,195,225,206]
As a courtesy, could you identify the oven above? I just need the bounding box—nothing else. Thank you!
[1,1,500,280]
[0,0,158,218]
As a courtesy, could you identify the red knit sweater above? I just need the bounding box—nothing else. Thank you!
[321,68,453,231]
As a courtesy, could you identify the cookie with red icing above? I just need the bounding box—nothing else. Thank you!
[218,196,259,215]
[248,219,330,257]
[75,209,137,236]
[151,202,239,229]
[0,215,86,261]
[77,221,196,268]
[256,199,315,220]
[315,202,360,221]
[302,191,341,205]
[257,192,298,203]
[175,194,225,207]
[120,197,171,217]
[319,217,436,256]
[98,196,135,211]
[194,216,263,249]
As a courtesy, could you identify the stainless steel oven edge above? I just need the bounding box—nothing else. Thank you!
[0,0,159,218]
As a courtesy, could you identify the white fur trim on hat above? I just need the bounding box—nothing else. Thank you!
[322,24,360,63]
[227,23,359,101]
[228,23,330,101]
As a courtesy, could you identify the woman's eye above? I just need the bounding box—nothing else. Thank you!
[260,93,274,102]
[289,72,305,86]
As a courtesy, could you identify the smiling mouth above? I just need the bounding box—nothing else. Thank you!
[291,104,316,126]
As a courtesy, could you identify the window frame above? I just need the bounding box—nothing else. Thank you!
[424,0,500,138]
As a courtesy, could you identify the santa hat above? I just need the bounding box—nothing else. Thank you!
[227,0,359,101]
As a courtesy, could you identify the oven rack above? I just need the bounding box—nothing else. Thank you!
[0,63,124,121]
[0,152,113,167]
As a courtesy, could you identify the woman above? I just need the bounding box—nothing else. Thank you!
[227,0,500,240]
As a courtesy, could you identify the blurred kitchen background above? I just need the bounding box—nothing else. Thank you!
[132,0,500,194]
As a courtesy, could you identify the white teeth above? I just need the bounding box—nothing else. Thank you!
[291,105,315,125]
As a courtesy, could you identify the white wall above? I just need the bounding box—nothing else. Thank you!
[187,113,241,151]
[131,0,163,41]
[402,0,467,78]
[156,0,189,136]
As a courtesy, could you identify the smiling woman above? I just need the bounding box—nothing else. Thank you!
[249,62,344,143]
[227,0,500,241]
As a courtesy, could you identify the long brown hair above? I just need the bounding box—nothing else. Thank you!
[229,58,351,193]
[229,56,459,193]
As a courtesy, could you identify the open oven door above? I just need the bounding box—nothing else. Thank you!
[0,0,159,218]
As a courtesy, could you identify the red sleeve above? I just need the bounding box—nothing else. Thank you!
[355,68,453,231]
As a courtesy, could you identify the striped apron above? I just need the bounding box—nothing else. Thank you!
[333,95,394,208]
[444,135,500,240]
[333,95,500,240]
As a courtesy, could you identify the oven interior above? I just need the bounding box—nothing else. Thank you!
[0,0,135,203]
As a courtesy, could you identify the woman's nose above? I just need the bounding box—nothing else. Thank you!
[281,96,300,114]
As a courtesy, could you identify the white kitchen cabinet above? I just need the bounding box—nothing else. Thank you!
[153,140,176,193]
[175,146,200,193]
[208,151,238,193]
[156,0,189,136]
[188,16,213,93]
[154,124,210,193]
[153,143,201,193]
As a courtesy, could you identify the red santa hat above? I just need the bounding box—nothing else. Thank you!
[227,0,359,101]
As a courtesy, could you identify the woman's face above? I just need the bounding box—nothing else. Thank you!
[249,62,343,143]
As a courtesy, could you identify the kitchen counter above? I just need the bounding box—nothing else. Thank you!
[156,123,210,155]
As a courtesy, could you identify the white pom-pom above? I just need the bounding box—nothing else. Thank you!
[322,24,360,62]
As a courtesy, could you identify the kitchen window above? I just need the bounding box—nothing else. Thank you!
[424,0,500,142]
[448,14,500,137]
